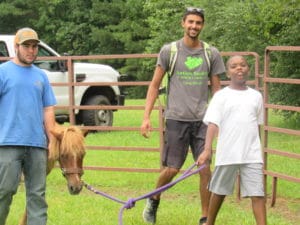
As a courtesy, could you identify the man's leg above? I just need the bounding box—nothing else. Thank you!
[0,147,23,225]
[251,196,266,225]
[143,119,188,224]
[153,167,179,200]
[24,147,48,225]
[143,167,179,224]
[207,193,225,225]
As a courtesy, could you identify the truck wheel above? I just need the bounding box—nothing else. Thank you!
[82,95,113,127]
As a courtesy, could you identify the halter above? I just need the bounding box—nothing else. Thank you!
[61,167,84,177]
[58,148,85,177]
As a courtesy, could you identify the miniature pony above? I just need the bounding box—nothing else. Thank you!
[19,124,88,225]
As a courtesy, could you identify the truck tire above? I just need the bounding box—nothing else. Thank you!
[82,95,113,127]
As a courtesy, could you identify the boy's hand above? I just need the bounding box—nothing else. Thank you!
[197,149,212,166]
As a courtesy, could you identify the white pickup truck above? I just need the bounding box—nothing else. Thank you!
[0,35,125,127]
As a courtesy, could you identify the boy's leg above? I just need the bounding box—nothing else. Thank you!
[207,193,225,225]
[207,165,238,225]
[191,121,211,223]
[199,165,211,219]
[251,196,266,225]
[240,163,266,225]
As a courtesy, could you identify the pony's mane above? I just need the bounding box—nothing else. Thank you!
[60,126,86,156]
[50,125,86,160]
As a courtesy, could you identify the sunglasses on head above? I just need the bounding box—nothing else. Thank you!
[186,7,204,15]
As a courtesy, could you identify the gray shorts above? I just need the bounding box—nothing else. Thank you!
[209,163,265,197]
[162,119,207,169]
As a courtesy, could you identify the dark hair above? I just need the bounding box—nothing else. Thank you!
[226,55,249,69]
[183,7,205,21]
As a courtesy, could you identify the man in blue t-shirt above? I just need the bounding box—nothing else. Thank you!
[0,27,57,225]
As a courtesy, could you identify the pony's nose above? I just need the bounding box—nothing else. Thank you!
[68,184,83,195]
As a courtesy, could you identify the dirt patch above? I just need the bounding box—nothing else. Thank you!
[221,195,300,225]
[267,197,300,225]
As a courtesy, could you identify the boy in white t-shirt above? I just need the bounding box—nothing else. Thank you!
[197,55,266,225]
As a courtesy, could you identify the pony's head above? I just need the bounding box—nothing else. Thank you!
[50,125,88,195]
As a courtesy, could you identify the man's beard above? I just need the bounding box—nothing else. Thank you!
[187,29,200,40]
[188,34,199,40]
[17,52,36,65]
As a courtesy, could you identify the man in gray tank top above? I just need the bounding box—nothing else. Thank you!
[141,7,225,225]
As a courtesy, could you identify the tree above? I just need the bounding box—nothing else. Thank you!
[0,0,298,104]
[0,0,40,33]
[143,0,299,118]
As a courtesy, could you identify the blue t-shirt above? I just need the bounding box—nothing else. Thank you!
[0,61,57,148]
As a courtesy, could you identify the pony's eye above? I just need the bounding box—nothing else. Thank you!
[60,154,68,159]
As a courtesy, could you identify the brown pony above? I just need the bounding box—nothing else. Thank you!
[19,124,88,225]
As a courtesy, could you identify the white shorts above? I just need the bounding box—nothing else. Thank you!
[208,163,265,197]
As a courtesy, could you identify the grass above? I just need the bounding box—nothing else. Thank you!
[6,99,300,225]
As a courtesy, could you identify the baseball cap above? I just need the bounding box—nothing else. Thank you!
[14,27,40,45]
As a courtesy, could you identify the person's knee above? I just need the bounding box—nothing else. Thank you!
[199,165,211,178]
[0,178,19,196]
[251,196,266,204]
[163,167,179,178]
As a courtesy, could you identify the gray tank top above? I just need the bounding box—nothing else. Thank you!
[157,39,225,121]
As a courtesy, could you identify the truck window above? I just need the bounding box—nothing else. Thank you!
[0,41,9,64]
[35,45,61,71]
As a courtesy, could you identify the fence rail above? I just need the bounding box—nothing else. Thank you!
[263,46,300,206]
[45,49,298,207]
[3,48,298,207]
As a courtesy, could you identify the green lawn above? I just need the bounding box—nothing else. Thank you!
[6,100,300,225]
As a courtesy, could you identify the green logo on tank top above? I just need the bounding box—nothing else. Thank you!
[185,56,203,70]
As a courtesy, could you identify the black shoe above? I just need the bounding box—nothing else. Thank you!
[199,217,207,225]
[142,198,160,224]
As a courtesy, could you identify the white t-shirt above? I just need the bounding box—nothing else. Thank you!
[203,86,264,166]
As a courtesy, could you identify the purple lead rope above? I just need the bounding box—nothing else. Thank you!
[83,163,206,225]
